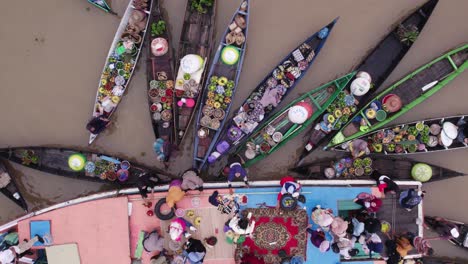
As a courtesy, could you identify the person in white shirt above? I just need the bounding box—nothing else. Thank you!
[228,213,255,235]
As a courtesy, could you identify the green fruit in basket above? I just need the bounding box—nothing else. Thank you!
[226,80,235,89]
[373,143,383,153]
[415,122,424,131]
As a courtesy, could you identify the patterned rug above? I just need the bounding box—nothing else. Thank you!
[236,208,308,264]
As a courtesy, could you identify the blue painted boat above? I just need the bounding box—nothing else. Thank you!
[87,0,117,15]
[192,0,250,169]
[204,18,339,168]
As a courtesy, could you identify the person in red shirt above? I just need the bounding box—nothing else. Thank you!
[276,176,301,208]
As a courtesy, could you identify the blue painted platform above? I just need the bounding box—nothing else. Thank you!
[235,186,373,264]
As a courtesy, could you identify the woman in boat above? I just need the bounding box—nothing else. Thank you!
[153,138,174,164]
[226,155,249,188]
[348,139,370,158]
[97,96,117,116]
[181,169,204,192]
[427,217,460,239]
[456,118,468,144]
[353,192,382,213]
[86,115,110,135]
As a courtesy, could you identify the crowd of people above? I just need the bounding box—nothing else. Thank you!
[128,155,459,264]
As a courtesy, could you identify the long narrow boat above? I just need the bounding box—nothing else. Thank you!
[173,0,217,146]
[290,156,464,182]
[87,0,117,15]
[234,74,355,168]
[204,19,338,167]
[331,115,468,155]
[0,161,28,212]
[192,1,250,169]
[326,45,468,149]
[146,0,176,162]
[88,0,154,145]
[0,147,173,187]
[425,216,468,251]
[0,181,423,263]
[295,0,438,166]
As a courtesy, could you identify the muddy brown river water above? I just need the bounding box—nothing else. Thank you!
[0,0,467,258]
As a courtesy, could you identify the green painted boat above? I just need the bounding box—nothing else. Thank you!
[88,0,117,15]
[331,115,468,155]
[295,0,439,166]
[234,73,355,167]
[327,44,468,149]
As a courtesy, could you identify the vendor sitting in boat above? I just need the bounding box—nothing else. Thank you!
[153,137,174,164]
[456,118,468,144]
[276,176,302,208]
[348,139,370,158]
[86,114,110,135]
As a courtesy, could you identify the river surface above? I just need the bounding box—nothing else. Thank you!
[0,0,467,258]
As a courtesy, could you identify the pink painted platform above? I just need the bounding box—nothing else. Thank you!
[18,197,130,264]
[128,190,236,264]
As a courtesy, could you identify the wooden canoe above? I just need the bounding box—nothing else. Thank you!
[295,0,439,165]
[235,73,355,168]
[87,0,117,15]
[290,156,464,182]
[0,147,173,187]
[205,18,338,167]
[192,0,250,169]
[146,0,176,162]
[0,160,28,212]
[425,216,468,251]
[331,115,468,155]
[327,44,468,148]
[173,0,217,146]
[88,0,154,144]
